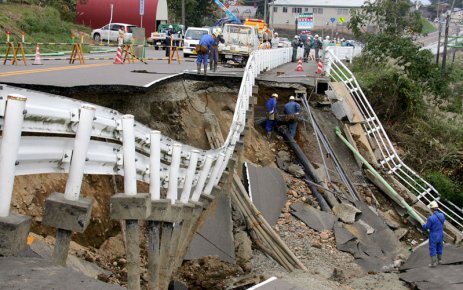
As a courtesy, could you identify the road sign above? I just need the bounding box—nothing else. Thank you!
[140,0,144,16]
[330,17,336,23]
[339,17,345,24]
[297,13,314,29]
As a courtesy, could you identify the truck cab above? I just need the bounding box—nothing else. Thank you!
[183,27,212,57]
[147,24,184,50]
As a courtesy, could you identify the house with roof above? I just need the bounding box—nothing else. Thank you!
[229,5,258,20]
[269,0,366,30]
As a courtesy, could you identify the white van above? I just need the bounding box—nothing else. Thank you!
[183,27,211,57]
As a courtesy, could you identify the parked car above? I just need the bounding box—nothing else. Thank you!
[147,24,184,50]
[91,23,137,42]
[278,37,291,48]
[183,27,212,57]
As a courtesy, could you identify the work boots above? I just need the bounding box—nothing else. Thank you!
[213,63,217,72]
[437,255,442,265]
[210,61,213,71]
[428,256,438,268]
[203,64,207,75]
[197,64,201,74]
[266,132,272,141]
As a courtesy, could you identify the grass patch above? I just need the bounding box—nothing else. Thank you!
[421,18,437,34]
[0,4,91,54]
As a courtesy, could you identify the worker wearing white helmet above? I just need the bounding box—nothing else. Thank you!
[312,33,322,60]
[208,28,224,72]
[422,200,445,267]
[165,25,174,57]
[291,36,300,62]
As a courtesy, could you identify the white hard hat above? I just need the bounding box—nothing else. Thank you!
[272,93,278,98]
[326,36,330,40]
[289,96,295,100]
[429,201,439,209]
[169,25,173,28]
[315,34,319,38]
[294,35,299,39]
[274,32,278,35]
[216,28,222,34]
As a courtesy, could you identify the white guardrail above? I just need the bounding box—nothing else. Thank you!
[325,50,463,231]
[0,47,292,216]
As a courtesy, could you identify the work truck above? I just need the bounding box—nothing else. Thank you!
[218,24,259,66]
[147,24,184,49]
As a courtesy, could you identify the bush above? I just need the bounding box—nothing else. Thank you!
[426,171,463,207]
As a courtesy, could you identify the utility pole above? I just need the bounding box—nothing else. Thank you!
[441,13,450,70]
[264,0,268,24]
[436,17,442,65]
[270,1,274,29]
[182,0,185,28]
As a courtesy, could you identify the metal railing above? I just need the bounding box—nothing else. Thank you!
[0,47,292,216]
[325,50,463,230]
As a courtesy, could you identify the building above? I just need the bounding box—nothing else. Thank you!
[269,0,365,31]
[76,0,168,37]
[229,5,258,20]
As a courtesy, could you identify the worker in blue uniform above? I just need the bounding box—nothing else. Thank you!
[265,93,278,141]
[196,32,217,75]
[283,96,301,139]
[422,201,445,267]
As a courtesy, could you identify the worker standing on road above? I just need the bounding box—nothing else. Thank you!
[303,36,312,62]
[312,34,322,61]
[165,25,173,57]
[209,29,225,72]
[291,36,299,62]
[422,201,445,267]
[271,32,280,48]
[283,96,301,139]
[196,33,216,75]
[118,26,125,46]
[265,93,278,141]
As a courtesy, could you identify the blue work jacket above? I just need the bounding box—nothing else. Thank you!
[423,211,445,242]
[266,97,277,114]
[284,101,301,115]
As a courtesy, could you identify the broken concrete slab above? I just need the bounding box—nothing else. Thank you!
[394,228,408,240]
[400,264,463,289]
[378,209,401,230]
[357,219,375,234]
[287,164,305,178]
[400,243,463,271]
[186,191,235,263]
[0,257,125,290]
[245,163,288,226]
[332,203,361,224]
[354,201,388,231]
[334,223,356,245]
[290,203,337,232]
[248,277,307,290]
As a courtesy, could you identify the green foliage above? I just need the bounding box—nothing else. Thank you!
[167,0,215,27]
[349,0,423,38]
[425,171,463,207]
[420,17,437,35]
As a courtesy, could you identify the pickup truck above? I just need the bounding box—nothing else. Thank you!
[147,24,184,50]
[218,24,259,66]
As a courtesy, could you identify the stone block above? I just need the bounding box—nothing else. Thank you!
[110,193,150,220]
[252,86,259,95]
[199,193,215,208]
[148,200,186,223]
[0,213,31,256]
[234,141,244,152]
[43,192,92,233]
[332,100,354,122]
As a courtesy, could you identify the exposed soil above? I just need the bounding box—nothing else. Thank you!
[9,78,427,289]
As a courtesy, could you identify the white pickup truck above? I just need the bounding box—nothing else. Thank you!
[218,24,259,66]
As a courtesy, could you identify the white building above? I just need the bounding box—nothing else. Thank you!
[269,0,366,30]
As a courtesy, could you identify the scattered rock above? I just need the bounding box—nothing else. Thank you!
[320,230,331,241]
[332,203,361,224]
[330,267,345,282]
[234,230,253,273]
[358,219,375,234]
[287,164,305,178]
[311,240,322,249]
[394,228,408,240]
[393,259,404,268]
[379,210,401,229]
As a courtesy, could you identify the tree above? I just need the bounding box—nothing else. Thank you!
[168,0,215,27]
[348,0,423,38]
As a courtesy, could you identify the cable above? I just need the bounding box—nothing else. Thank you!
[181,75,208,114]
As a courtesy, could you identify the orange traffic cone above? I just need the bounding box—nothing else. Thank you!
[114,46,123,64]
[296,58,303,71]
[32,44,42,65]
[316,58,324,74]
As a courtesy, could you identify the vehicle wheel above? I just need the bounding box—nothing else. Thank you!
[93,33,101,42]
[155,46,159,50]
[183,54,189,58]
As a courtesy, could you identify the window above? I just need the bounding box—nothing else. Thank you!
[313,8,323,14]
[273,7,278,12]
[337,8,349,15]
[305,8,309,12]
[283,7,288,13]
[292,7,302,13]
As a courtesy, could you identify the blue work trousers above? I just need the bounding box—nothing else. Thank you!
[288,121,297,138]
[429,237,444,256]
[197,53,209,65]
[265,119,275,133]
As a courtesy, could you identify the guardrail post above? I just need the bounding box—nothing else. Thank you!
[43,105,95,266]
[110,115,150,290]
[0,95,32,256]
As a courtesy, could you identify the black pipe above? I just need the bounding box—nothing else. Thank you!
[278,126,331,212]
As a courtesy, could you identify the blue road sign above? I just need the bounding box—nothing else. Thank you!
[140,0,145,16]
[330,17,336,23]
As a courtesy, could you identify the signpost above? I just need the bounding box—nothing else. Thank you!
[339,17,345,36]
[140,0,144,27]
[297,13,314,30]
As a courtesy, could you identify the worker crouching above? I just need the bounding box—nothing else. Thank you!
[196,32,219,75]
[283,96,301,139]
